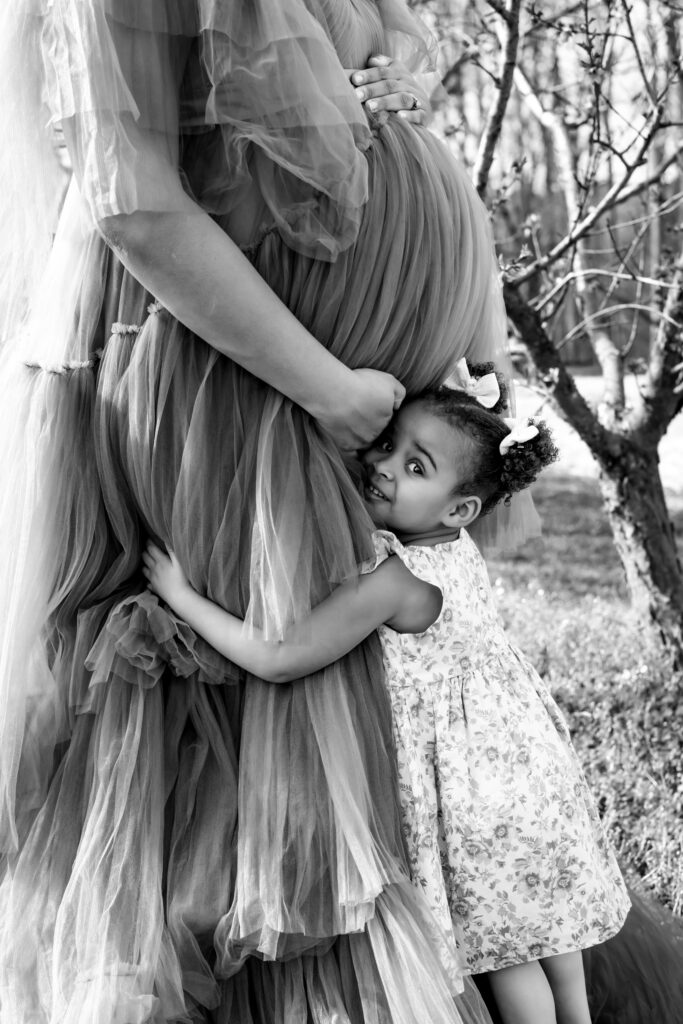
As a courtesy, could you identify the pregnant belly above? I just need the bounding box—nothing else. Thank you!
[247,116,503,394]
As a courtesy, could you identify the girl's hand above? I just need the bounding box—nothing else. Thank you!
[142,542,192,608]
[315,367,405,451]
[349,55,431,125]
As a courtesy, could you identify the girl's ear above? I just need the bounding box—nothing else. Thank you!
[440,495,481,529]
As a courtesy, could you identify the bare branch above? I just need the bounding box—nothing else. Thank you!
[560,303,682,346]
[532,275,574,315]
[474,0,522,198]
[634,251,683,437]
[619,0,657,109]
[485,0,508,19]
[534,269,678,313]
[615,141,683,208]
[510,108,665,286]
[663,5,683,117]
[513,56,629,403]
[524,3,588,40]
[621,264,645,359]
[604,218,647,284]
[441,45,478,95]
[502,283,622,457]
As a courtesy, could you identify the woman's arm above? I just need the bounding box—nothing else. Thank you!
[142,543,442,683]
[47,2,407,450]
[97,193,403,451]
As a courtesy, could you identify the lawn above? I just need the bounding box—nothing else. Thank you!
[487,374,683,915]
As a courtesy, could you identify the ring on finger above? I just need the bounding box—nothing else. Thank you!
[407,94,421,111]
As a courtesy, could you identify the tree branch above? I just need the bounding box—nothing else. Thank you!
[559,303,681,347]
[503,284,623,458]
[485,0,508,19]
[674,361,683,395]
[615,141,683,208]
[474,0,522,197]
[441,46,477,95]
[513,58,628,408]
[509,107,665,286]
[534,269,679,312]
[634,250,683,439]
[619,0,658,109]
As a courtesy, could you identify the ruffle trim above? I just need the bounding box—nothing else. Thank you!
[85,589,238,691]
[359,529,405,576]
[23,354,101,375]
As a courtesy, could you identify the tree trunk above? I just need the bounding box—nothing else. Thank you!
[504,284,683,660]
[597,441,683,658]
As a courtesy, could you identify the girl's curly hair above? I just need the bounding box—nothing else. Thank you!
[413,386,558,517]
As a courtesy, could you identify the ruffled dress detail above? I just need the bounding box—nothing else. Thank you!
[86,590,238,689]
[0,1,507,1021]
[364,530,631,973]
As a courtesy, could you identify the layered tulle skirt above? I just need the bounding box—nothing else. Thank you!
[0,111,506,1023]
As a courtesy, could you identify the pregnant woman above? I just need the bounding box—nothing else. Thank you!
[0,2,510,1021]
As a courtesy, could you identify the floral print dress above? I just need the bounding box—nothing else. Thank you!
[367,529,630,975]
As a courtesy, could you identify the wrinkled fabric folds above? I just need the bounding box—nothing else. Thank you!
[36,0,376,256]
[1,1,508,1021]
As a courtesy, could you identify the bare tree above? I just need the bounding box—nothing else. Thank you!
[419,0,683,656]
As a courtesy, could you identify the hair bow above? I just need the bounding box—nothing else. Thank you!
[500,418,539,455]
[453,358,501,409]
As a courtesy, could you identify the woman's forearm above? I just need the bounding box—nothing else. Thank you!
[100,201,351,422]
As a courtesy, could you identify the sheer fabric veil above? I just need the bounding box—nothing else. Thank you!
[0,0,530,851]
[0,2,531,1022]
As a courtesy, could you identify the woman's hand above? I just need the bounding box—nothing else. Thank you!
[315,368,405,452]
[349,55,431,125]
[143,542,192,609]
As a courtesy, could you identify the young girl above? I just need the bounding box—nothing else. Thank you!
[144,386,630,1024]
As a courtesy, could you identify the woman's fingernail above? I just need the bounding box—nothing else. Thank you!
[353,73,364,84]
[367,100,378,111]
[355,87,366,100]
[397,110,409,118]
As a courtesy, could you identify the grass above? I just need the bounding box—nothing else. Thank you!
[487,474,664,599]
[485,378,683,913]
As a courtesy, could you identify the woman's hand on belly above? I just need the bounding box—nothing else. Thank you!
[313,367,405,452]
[348,55,431,125]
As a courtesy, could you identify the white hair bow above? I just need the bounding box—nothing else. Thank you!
[453,358,501,409]
[500,418,539,455]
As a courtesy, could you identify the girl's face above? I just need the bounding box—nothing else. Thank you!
[361,402,472,538]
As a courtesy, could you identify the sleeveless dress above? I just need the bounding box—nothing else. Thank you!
[364,530,630,973]
[0,2,508,1023]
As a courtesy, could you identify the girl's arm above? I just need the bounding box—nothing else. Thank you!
[142,543,442,683]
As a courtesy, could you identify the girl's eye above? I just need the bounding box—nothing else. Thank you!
[407,460,424,475]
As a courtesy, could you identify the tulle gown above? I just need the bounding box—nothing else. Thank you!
[0,1,508,1022]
